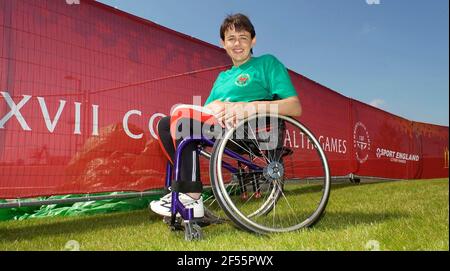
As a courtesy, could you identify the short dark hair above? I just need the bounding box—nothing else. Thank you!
[220,13,256,41]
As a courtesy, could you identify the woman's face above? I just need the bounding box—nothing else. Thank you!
[221,27,256,66]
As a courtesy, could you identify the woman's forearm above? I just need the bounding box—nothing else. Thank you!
[250,96,302,117]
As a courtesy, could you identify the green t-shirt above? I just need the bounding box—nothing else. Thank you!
[204,54,297,106]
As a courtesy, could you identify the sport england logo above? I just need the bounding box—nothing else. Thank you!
[235,74,250,87]
[353,122,371,164]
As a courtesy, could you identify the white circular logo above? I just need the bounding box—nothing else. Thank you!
[353,122,371,164]
[365,240,381,251]
[64,240,80,251]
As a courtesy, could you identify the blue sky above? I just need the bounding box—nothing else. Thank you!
[97,0,449,126]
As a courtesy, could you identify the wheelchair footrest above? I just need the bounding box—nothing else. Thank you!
[197,207,227,227]
[162,207,227,230]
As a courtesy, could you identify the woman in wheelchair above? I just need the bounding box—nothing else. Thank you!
[150,14,329,237]
[151,13,300,215]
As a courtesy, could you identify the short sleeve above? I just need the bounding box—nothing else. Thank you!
[204,90,215,106]
[266,55,298,99]
[204,73,222,106]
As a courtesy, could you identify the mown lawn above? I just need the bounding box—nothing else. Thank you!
[0,179,448,251]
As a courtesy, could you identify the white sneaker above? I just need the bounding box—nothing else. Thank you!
[150,193,204,218]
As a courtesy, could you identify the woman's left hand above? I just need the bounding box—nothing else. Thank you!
[216,102,256,128]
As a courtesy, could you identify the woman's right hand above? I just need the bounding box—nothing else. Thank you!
[205,100,227,127]
[205,100,226,115]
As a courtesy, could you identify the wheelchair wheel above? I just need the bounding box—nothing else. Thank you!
[209,114,330,234]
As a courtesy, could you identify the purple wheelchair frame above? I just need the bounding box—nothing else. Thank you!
[165,135,264,224]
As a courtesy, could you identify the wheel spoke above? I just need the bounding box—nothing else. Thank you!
[211,114,330,233]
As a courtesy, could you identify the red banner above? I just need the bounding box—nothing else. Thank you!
[0,0,448,198]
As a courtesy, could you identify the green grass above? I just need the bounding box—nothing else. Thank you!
[0,179,448,251]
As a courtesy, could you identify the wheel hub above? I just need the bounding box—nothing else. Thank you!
[263,162,284,181]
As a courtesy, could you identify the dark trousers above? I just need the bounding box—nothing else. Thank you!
[157,116,220,193]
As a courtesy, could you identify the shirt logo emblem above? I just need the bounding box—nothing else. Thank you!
[235,73,250,87]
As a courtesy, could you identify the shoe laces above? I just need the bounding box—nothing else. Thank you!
[159,192,172,203]
[179,193,202,205]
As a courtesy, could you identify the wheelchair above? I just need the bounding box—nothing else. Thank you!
[159,113,330,241]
